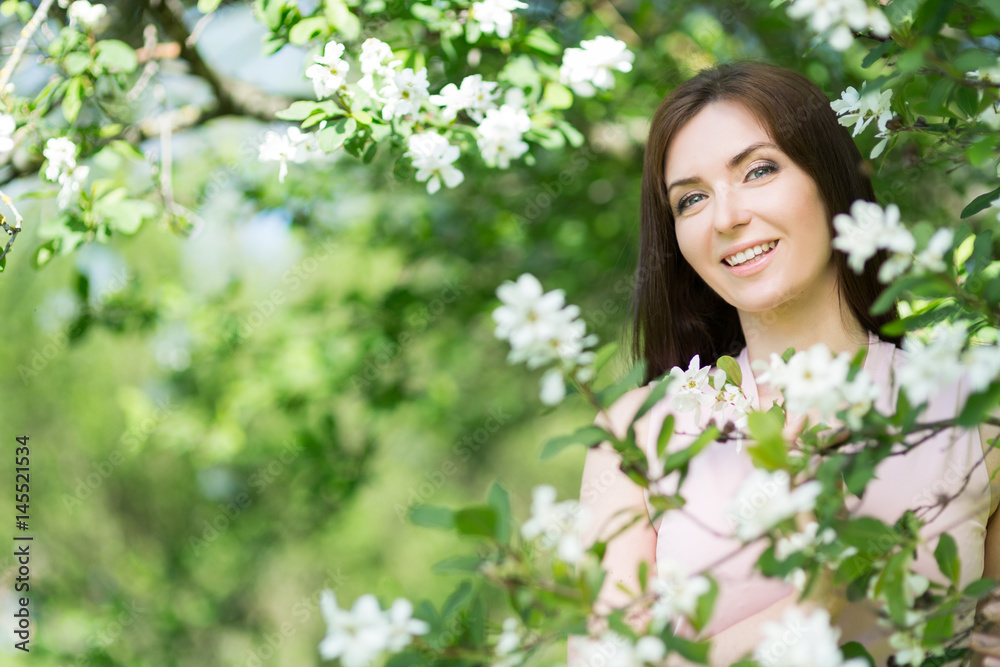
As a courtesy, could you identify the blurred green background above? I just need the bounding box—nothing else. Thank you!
[0,0,995,664]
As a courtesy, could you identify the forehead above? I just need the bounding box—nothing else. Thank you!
[663,100,774,181]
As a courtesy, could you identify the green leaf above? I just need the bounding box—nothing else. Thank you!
[95,39,138,73]
[716,355,742,387]
[197,0,222,12]
[934,533,960,585]
[63,52,91,76]
[543,82,573,110]
[62,77,83,123]
[324,0,360,40]
[963,577,997,598]
[862,41,895,69]
[318,117,357,152]
[275,100,339,121]
[662,633,710,664]
[465,19,481,43]
[558,120,585,148]
[844,447,877,498]
[540,425,609,460]
[352,108,373,125]
[408,504,455,530]
[638,561,648,593]
[661,424,718,475]
[486,481,511,544]
[840,642,875,667]
[595,360,645,408]
[878,551,910,625]
[289,16,329,45]
[523,26,561,54]
[454,505,497,537]
[441,580,473,619]
[656,414,675,462]
[593,342,619,373]
[923,612,954,646]
[960,186,1000,219]
[690,576,718,633]
[957,380,1000,427]
[746,410,788,470]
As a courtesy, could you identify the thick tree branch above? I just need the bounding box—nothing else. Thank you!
[139,0,291,121]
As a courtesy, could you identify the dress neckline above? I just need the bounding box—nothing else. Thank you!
[735,331,883,412]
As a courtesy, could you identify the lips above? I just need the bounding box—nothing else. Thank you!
[723,240,778,267]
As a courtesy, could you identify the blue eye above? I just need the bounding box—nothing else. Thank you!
[748,163,777,180]
[676,193,704,212]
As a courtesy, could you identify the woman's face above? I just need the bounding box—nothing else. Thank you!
[664,100,837,316]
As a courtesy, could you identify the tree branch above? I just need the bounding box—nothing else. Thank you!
[139,0,291,121]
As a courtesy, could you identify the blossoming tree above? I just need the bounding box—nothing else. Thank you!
[0,0,999,664]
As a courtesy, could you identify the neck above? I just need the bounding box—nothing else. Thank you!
[738,279,869,372]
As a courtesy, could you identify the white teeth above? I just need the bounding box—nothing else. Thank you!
[725,241,777,267]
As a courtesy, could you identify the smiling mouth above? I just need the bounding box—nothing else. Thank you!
[723,240,778,267]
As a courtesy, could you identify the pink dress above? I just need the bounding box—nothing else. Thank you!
[642,333,996,662]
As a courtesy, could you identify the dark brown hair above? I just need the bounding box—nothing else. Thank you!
[634,60,901,384]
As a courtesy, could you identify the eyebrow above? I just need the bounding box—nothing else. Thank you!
[666,141,778,196]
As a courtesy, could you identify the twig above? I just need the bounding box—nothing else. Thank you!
[0,0,57,99]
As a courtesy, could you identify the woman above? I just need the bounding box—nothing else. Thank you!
[573,61,1000,666]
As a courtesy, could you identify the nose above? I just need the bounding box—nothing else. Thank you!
[712,184,752,235]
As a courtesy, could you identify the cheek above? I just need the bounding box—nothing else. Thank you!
[673,223,704,271]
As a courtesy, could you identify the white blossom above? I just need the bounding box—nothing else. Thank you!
[258,126,319,183]
[67,0,107,31]
[405,132,464,194]
[833,200,914,274]
[43,137,89,209]
[0,114,15,159]
[559,36,634,97]
[754,607,868,667]
[898,321,969,405]
[379,68,430,121]
[492,274,597,404]
[752,344,878,424]
[430,74,500,122]
[914,228,953,273]
[576,632,664,667]
[649,558,711,630]
[358,38,401,99]
[965,343,1000,392]
[318,591,428,667]
[306,41,350,100]
[727,470,822,541]
[469,0,527,39]
[667,355,714,417]
[43,137,78,182]
[495,617,520,656]
[384,598,429,652]
[831,83,894,138]
[477,104,530,168]
[775,521,837,561]
[786,0,891,51]
[521,484,590,565]
[57,165,89,209]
